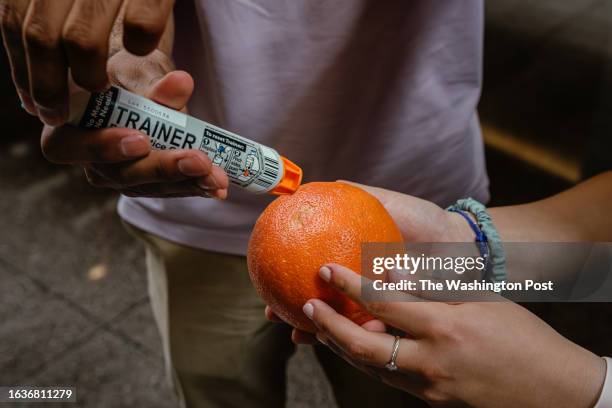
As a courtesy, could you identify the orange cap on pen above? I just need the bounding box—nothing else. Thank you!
[270,156,303,195]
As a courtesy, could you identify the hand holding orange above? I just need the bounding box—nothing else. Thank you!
[247,182,403,332]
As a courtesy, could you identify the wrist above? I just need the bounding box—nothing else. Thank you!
[594,357,612,408]
[445,211,478,242]
[557,348,607,408]
[580,354,608,408]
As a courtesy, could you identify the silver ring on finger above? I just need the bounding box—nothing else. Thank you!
[385,336,401,372]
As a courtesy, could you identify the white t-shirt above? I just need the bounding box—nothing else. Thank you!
[118,0,489,255]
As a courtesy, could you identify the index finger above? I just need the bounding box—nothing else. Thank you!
[320,263,447,337]
[62,0,123,92]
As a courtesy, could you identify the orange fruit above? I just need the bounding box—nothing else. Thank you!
[247,182,403,333]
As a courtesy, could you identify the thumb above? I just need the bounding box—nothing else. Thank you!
[336,180,401,208]
[336,179,449,242]
[146,70,194,112]
[107,50,194,112]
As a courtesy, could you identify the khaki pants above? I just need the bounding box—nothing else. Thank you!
[125,222,426,408]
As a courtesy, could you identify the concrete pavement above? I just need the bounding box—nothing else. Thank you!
[0,132,337,407]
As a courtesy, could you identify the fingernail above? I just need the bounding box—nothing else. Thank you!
[17,90,36,115]
[197,173,221,189]
[178,157,206,177]
[319,266,332,282]
[303,303,314,319]
[120,134,149,157]
[36,105,66,126]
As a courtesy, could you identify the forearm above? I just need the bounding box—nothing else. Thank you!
[485,172,612,285]
[490,171,612,242]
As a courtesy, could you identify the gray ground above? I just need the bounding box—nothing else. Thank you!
[2,1,612,407]
[0,140,336,407]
